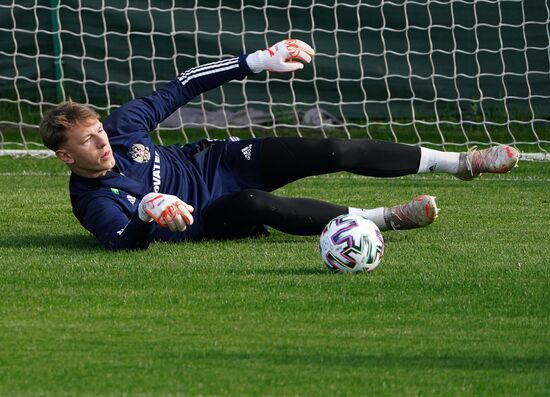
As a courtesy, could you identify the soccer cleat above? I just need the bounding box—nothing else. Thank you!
[455,145,520,181]
[384,195,439,230]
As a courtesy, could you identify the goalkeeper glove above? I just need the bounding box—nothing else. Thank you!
[138,192,194,232]
[246,38,315,73]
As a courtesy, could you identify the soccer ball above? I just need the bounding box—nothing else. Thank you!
[320,214,384,273]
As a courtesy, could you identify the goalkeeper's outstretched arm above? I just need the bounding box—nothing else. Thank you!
[103,39,314,138]
[102,55,252,138]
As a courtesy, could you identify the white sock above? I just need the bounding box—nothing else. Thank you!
[418,147,461,174]
[349,207,387,230]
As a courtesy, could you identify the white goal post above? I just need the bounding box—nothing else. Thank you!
[0,1,549,158]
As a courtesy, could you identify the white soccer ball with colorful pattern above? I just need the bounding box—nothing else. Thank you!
[320,214,384,273]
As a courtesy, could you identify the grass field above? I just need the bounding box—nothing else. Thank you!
[0,156,548,396]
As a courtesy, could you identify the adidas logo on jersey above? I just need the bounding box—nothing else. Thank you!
[241,144,252,160]
[127,194,136,205]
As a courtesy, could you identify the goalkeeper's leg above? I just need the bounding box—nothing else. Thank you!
[203,189,345,238]
[259,138,421,190]
[259,137,518,190]
[202,189,438,239]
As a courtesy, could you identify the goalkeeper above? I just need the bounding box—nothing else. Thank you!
[39,39,519,250]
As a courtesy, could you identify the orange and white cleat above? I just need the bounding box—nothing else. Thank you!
[455,145,520,181]
[384,195,439,230]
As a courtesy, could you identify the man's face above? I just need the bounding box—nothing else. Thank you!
[56,118,115,178]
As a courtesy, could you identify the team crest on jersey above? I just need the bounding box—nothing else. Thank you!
[128,143,151,163]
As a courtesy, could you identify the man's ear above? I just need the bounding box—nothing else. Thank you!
[55,149,74,165]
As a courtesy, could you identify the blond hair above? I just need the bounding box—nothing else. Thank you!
[39,101,99,150]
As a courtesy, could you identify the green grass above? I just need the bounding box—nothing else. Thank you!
[0,157,549,396]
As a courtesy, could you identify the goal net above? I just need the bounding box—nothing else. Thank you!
[1,1,549,158]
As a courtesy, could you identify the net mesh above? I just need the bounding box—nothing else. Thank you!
[0,0,549,156]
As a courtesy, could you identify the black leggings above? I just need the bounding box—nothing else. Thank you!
[203,138,420,239]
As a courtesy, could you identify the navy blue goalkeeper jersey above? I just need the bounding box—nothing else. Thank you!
[69,54,265,250]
